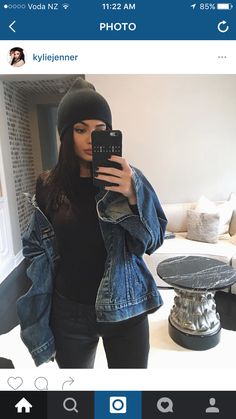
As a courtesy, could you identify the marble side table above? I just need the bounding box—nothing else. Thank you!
[157,256,236,350]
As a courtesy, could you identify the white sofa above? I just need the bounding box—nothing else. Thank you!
[144,201,236,293]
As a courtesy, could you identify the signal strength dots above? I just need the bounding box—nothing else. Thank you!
[62,3,70,10]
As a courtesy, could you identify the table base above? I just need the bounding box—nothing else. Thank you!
[169,318,221,350]
[168,288,221,350]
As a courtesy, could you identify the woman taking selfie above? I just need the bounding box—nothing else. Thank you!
[17,78,167,368]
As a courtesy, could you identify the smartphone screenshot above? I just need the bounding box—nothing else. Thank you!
[0,1,236,418]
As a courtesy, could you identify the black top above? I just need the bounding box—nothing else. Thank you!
[36,175,107,304]
[157,256,236,291]
[36,173,139,305]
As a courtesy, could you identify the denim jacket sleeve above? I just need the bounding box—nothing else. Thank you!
[96,166,167,257]
[16,196,56,366]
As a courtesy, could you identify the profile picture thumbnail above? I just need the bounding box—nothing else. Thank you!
[9,47,25,67]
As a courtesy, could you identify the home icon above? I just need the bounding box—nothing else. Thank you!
[15,397,32,413]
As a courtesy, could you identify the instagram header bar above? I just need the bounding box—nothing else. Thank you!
[0,1,236,40]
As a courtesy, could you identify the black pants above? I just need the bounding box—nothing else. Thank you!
[50,290,150,369]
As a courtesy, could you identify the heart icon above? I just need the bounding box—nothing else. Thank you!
[7,377,23,390]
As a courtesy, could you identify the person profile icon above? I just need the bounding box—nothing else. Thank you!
[9,47,25,67]
[205,397,219,413]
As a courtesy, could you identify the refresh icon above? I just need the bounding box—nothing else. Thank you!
[217,20,229,33]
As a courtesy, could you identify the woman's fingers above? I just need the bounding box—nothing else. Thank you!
[96,166,122,178]
[97,156,132,177]
[96,155,136,201]
[95,174,122,184]
[108,155,132,173]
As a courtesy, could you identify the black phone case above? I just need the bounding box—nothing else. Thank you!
[92,130,122,187]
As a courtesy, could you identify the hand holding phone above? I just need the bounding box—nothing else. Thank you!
[92,130,122,187]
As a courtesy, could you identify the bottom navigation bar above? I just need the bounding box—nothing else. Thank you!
[0,391,235,418]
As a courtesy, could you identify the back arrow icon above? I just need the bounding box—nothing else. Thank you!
[9,21,16,33]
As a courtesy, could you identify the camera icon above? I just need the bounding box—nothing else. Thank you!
[109,396,127,414]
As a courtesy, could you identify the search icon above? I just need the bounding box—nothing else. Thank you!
[63,397,79,414]
[157,397,174,413]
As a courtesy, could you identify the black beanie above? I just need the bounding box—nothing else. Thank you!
[57,78,112,139]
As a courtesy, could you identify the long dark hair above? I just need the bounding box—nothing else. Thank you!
[10,47,25,65]
[43,126,92,214]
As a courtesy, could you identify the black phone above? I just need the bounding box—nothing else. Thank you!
[91,130,122,187]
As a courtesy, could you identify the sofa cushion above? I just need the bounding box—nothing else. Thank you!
[162,197,234,234]
[156,232,236,263]
[229,234,236,245]
[186,210,220,243]
[162,202,196,233]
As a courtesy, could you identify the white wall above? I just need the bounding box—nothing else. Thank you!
[0,81,20,282]
[88,75,236,204]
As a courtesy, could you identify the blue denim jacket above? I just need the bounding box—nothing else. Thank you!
[17,166,167,366]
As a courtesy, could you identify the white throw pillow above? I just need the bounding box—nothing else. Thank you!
[186,210,220,243]
[195,196,216,213]
[195,195,234,234]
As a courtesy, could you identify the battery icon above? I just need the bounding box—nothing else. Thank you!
[217,3,233,9]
